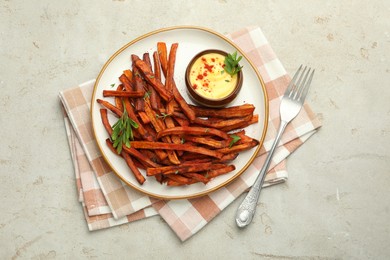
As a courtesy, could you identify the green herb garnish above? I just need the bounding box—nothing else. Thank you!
[110,83,116,88]
[111,110,139,154]
[155,112,171,120]
[224,51,243,76]
[143,90,152,100]
[229,134,241,148]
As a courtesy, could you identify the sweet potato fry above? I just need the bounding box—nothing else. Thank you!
[179,153,209,162]
[146,162,213,176]
[142,123,157,140]
[131,55,146,111]
[165,43,177,90]
[164,116,183,156]
[137,111,151,124]
[233,130,255,144]
[122,152,146,185]
[121,143,161,168]
[182,173,210,184]
[123,69,133,82]
[97,99,122,117]
[123,98,152,141]
[167,150,181,165]
[144,102,180,165]
[139,149,159,163]
[104,139,145,170]
[172,81,196,122]
[217,140,260,154]
[151,51,163,109]
[184,136,229,149]
[181,152,237,163]
[152,51,162,81]
[165,180,182,186]
[171,111,186,119]
[135,59,172,102]
[130,141,224,159]
[220,114,259,132]
[106,138,161,169]
[119,74,134,91]
[114,84,124,111]
[181,158,213,164]
[144,102,164,132]
[156,126,230,140]
[219,153,239,162]
[206,165,236,179]
[100,109,113,136]
[189,103,255,118]
[143,53,161,110]
[142,52,152,69]
[143,142,168,162]
[166,174,197,185]
[193,116,252,130]
[103,89,145,98]
[173,116,190,127]
[132,159,147,170]
[105,138,121,156]
[157,42,168,77]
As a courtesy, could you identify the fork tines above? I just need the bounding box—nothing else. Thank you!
[285,65,315,102]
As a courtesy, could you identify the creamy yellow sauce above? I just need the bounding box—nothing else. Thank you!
[189,53,237,99]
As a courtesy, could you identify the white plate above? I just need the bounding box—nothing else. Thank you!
[91,26,268,200]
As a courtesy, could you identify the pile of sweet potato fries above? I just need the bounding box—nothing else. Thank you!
[97,42,259,186]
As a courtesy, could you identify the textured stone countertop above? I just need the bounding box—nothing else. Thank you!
[1,1,389,259]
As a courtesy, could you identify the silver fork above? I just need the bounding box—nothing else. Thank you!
[235,65,315,228]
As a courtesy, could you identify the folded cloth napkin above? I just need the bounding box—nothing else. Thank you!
[59,26,321,241]
[63,109,158,230]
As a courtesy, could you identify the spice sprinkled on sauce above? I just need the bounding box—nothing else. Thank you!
[189,53,238,100]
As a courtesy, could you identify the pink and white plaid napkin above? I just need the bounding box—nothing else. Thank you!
[59,26,321,241]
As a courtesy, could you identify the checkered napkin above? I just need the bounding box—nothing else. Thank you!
[59,26,321,241]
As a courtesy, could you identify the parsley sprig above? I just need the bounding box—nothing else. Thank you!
[224,51,243,76]
[229,134,241,148]
[111,110,139,154]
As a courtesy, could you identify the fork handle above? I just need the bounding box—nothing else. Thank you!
[235,120,288,228]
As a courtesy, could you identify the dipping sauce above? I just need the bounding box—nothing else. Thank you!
[188,52,238,100]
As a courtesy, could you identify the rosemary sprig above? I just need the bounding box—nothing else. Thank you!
[111,110,139,154]
[224,51,243,76]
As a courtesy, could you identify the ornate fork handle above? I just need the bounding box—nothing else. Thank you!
[235,65,314,228]
[235,120,287,228]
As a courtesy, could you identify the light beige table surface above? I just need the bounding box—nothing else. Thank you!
[1,1,389,259]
